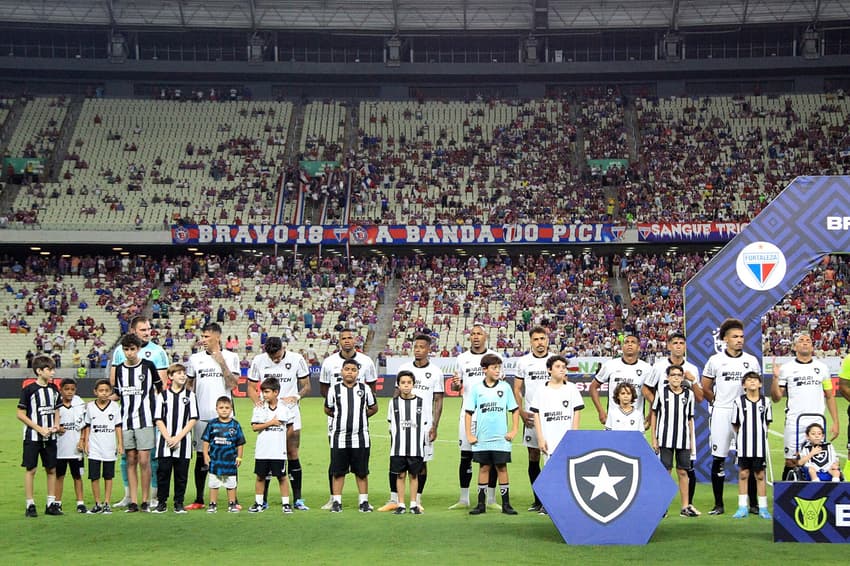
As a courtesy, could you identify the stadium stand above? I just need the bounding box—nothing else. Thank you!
[350,97,583,225]
[633,92,850,222]
[8,99,293,229]
[2,245,850,368]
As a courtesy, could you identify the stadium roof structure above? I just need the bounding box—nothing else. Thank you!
[0,1,847,32]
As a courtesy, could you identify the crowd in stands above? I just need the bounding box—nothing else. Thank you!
[7,98,293,229]
[146,253,385,366]
[0,254,159,371]
[5,91,850,230]
[578,87,630,161]
[347,97,590,226]
[2,250,850,369]
[761,255,850,356]
[631,91,850,224]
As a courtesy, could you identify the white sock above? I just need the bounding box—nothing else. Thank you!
[757,496,768,508]
[460,487,469,502]
[738,494,747,507]
[486,487,496,504]
[390,492,398,503]
[26,499,35,506]
[255,494,264,505]
[332,495,342,503]
[282,497,289,505]
[358,493,368,504]
[47,496,56,505]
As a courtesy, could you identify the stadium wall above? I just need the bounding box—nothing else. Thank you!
[1,54,848,99]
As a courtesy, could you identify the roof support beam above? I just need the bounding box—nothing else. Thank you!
[104,0,116,27]
[670,0,680,30]
[392,0,399,34]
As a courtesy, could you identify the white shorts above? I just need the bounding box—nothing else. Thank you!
[522,423,540,449]
[208,473,237,490]
[285,404,302,432]
[784,414,823,459]
[458,414,477,452]
[709,406,735,458]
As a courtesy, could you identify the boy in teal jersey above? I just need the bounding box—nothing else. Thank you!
[464,354,519,515]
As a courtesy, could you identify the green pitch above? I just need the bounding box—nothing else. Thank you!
[3,397,846,564]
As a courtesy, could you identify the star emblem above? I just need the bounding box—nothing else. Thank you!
[583,463,626,500]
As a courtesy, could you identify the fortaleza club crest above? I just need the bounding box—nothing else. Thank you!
[568,449,639,524]
[735,241,787,291]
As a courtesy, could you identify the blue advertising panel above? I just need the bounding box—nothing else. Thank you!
[774,481,850,543]
[684,176,850,481]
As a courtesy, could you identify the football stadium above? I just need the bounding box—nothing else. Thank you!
[2,0,850,561]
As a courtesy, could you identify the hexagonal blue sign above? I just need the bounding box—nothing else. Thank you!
[535,431,677,545]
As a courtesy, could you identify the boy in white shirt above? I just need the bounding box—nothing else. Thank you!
[248,378,294,513]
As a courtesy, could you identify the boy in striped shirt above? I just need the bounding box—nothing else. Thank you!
[325,358,378,513]
[18,355,62,518]
[153,363,198,514]
[111,333,162,512]
[731,372,772,520]
[650,365,696,518]
[387,370,428,515]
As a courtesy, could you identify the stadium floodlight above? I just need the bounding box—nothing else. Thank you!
[249,33,265,63]
[524,36,538,65]
[662,31,682,62]
[801,27,821,60]
[109,33,127,63]
[387,36,401,67]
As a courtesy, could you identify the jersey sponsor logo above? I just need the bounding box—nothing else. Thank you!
[568,449,639,524]
[544,411,572,423]
[735,241,787,291]
[794,496,828,531]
